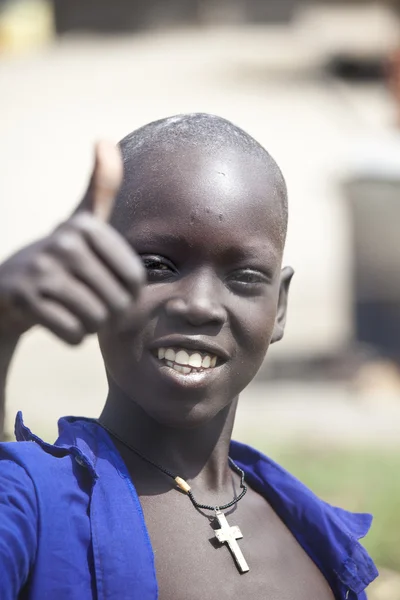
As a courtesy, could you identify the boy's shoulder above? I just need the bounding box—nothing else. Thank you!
[0,412,98,475]
[231,439,378,597]
[231,438,373,534]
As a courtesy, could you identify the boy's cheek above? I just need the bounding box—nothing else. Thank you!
[100,291,156,338]
[97,314,154,371]
[236,301,277,350]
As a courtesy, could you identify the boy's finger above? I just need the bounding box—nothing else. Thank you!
[27,296,85,345]
[85,141,123,222]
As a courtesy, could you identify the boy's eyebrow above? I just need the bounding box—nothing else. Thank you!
[126,229,280,265]
[125,231,188,248]
[221,246,281,273]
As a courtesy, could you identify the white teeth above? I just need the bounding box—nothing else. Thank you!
[201,355,211,368]
[157,346,219,371]
[175,350,190,366]
[173,364,192,374]
[165,348,176,361]
[188,353,202,368]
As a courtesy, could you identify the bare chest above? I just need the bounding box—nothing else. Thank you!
[138,490,336,600]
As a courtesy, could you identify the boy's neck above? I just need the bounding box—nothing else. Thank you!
[99,382,239,492]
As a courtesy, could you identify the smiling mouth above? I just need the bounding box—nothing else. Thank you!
[154,347,219,375]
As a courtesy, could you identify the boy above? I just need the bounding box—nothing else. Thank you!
[0,114,377,599]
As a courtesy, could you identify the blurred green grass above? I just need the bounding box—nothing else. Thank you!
[252,440,400,573]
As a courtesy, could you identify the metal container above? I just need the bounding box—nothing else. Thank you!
[344,167,400,362]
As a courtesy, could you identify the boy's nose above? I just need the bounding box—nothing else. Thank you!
[165,270,227,328]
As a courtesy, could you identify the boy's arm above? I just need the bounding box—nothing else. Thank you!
[0,142,144,440]
[0,330,20,440]
[0,458,38,598]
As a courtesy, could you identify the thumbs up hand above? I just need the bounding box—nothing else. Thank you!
[0,142,145,344]
[81,140,124,221]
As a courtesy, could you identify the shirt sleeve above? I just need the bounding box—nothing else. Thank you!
[0,458,38,600]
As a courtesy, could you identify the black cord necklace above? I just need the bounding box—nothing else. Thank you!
[97,421,247,511]
[97,421,250,573]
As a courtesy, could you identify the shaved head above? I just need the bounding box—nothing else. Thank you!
[113,113,288,244]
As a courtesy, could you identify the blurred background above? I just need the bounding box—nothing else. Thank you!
[1,0,400,597]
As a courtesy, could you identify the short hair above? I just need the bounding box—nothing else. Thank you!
[117,113,288,242]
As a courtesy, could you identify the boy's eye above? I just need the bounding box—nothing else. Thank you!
[141,255,176,281]
[228,269,270,293]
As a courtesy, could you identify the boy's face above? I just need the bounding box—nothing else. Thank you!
[98,146,292,428]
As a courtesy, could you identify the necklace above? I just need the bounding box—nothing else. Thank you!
[98,421,250,573]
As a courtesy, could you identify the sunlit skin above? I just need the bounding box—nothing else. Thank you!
[98,145,334,599]
[0,126,335,599]
[100,147,289,431]
[99,145,290,487]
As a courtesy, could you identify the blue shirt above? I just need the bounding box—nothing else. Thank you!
[0,412,378,600]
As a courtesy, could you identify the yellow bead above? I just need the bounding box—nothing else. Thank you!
[175,476,191,493]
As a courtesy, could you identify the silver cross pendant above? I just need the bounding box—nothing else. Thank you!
[213,510,250,573]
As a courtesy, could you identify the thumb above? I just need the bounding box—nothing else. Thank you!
[82,141,123,222]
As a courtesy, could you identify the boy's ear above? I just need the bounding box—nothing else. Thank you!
[271,266,294,344]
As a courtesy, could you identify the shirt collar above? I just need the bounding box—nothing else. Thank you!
[14,411,99,479]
